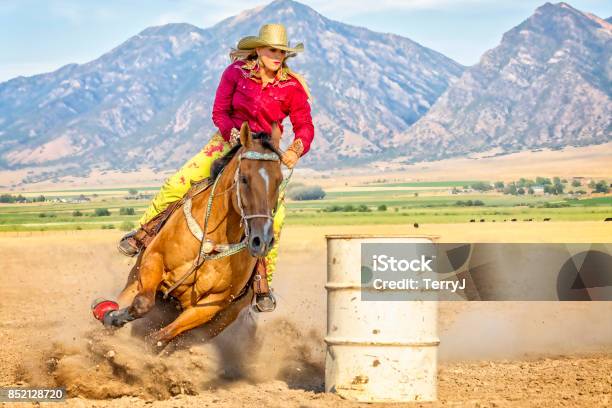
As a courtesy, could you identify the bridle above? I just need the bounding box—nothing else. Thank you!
[234,149,283,239]
[201,144,290,255]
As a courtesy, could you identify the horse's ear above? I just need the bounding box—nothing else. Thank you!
[240,121,252,148]
[270,121,281,148]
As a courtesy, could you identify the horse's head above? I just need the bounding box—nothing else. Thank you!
[232,122,284,258]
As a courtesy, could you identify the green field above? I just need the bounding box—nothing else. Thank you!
[360,180,483,188]
[0,183,610,231]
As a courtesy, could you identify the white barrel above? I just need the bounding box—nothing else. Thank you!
[325,234,439,402]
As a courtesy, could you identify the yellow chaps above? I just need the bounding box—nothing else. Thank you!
[138,132,286,283]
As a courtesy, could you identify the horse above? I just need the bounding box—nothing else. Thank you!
[92,122,285,349]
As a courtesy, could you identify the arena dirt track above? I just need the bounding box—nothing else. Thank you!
[1,225,611,407]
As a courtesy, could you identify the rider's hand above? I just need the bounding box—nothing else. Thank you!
[281,150,299,168]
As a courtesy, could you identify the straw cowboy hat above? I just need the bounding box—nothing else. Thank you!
[237,23,304,53]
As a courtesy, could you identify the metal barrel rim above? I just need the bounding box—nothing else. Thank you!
[325,336,440,347]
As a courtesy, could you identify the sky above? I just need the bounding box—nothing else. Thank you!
[0,0,610,82]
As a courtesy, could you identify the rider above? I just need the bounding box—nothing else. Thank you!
[117,23,314,312]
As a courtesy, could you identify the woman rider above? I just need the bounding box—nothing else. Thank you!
[117,23,314,312]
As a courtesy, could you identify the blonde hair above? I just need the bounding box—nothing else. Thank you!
[228,48,312,101]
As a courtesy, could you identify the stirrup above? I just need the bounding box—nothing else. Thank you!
[117,230,141,257]
[254,290,277,313]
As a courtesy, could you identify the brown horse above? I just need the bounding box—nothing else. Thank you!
[92,122,285,348]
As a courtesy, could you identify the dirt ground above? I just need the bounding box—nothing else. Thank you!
[1,223,611,407]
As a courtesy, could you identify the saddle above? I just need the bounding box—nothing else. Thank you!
[137,177,270,296]
[137,177,213,248]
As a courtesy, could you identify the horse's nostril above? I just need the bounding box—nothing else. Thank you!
[251,236,261,249]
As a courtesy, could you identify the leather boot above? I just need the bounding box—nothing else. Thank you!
[116,203,176,257]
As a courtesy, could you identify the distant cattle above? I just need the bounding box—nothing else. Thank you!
[480,219,485,222]
[605,217,612,222]
[470,219,475,223]
[413,223,419,228]
[543,218,551,221]
[511,218,517,222]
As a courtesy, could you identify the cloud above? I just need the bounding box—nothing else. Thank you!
[306,0,492,15]
[147,0,493,29]
[46,0,116,25]
[0,2,18,15]
[151,0,261,27]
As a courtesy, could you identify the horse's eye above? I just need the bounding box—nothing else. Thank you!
[240,175,248,184]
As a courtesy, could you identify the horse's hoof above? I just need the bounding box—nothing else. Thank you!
[91,298,119,322]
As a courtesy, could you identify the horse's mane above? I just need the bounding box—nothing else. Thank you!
[210,131,277,180]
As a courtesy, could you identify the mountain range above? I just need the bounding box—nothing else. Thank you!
[393,2,611,161]
[0,0,609,184]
